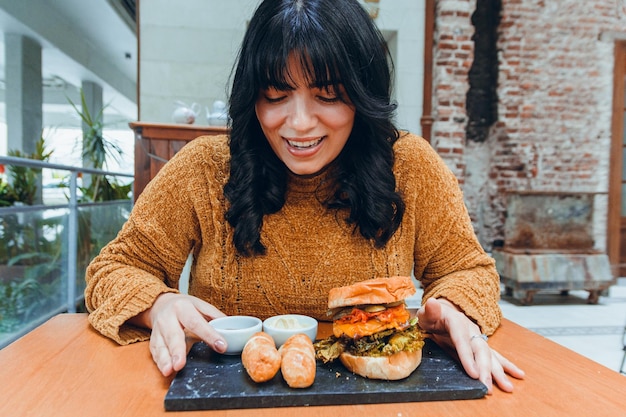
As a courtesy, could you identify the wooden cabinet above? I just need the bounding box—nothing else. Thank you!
[129,122,228,200]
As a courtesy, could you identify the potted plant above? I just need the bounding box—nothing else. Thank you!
[67,89,132,202]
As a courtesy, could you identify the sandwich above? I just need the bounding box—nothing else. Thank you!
[314,276,424,380]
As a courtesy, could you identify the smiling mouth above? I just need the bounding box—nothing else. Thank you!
[286,137,324,149]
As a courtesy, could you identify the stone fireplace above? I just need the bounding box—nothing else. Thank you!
[492,191,614,305]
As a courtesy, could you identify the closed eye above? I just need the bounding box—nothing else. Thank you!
[263,94,286,103]
[317,95,341,103]
[314,84,348,104]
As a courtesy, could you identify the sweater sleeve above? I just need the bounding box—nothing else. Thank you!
[84,136,228,344]
[396,134,502,335]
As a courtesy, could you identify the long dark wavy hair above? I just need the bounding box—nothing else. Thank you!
[224,0,405,256]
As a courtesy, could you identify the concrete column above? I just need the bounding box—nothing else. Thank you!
[5,33,42,155]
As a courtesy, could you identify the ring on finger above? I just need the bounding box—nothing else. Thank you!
[470,334,488,342]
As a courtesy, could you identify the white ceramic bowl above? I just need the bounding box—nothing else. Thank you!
[262,314,318,347]
[209,315,262,355]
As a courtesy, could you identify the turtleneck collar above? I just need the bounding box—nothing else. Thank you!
[286,164,337,197]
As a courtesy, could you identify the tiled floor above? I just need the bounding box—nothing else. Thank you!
[499,282,626,373]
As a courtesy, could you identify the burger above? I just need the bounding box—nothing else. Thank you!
[314,276,424,380]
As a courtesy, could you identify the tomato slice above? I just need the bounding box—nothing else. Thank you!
[335,304,408,325]
[333,304,411,338]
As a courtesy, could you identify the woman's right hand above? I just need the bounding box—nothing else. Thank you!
[132,292,227,376]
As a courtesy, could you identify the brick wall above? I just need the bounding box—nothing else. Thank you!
[431,0,624,251]
[431,0,475,182]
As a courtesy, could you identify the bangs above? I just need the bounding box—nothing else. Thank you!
[253,24,345,92]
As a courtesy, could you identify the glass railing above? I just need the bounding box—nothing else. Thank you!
[0,156,133,348]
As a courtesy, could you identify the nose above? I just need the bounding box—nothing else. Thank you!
[286,95,317,132]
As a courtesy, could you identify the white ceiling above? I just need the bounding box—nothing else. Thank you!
[0,0,137,128]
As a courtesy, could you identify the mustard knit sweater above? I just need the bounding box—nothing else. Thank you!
[85,133,502,345]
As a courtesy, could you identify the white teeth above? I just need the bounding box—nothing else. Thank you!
[287,138,322,149]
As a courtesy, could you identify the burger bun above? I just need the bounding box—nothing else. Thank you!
[328,276,416,310]
[339,349,423,380]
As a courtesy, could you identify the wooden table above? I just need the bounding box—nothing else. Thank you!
[1,314,625,416]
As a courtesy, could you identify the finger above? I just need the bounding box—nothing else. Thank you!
[470,337,493,393]
[490,352,513,393]
[493,349,526,380]
[185,332,201,353]
[177,306,228,354]
[167,333,201,373]
[454,333,481,378]
[149,325,184,377]
[190,297,227,321]
[152,304,196,374]
[487,348,527,393]
[416,298,443,333]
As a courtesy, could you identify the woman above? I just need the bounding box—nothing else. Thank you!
[85,0,524,393]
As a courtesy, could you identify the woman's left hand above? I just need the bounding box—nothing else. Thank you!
[416,297,525,394]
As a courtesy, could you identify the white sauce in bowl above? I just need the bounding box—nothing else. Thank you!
[272,317,307,329]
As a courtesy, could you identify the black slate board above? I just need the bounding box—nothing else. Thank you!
[164,338,487,411]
